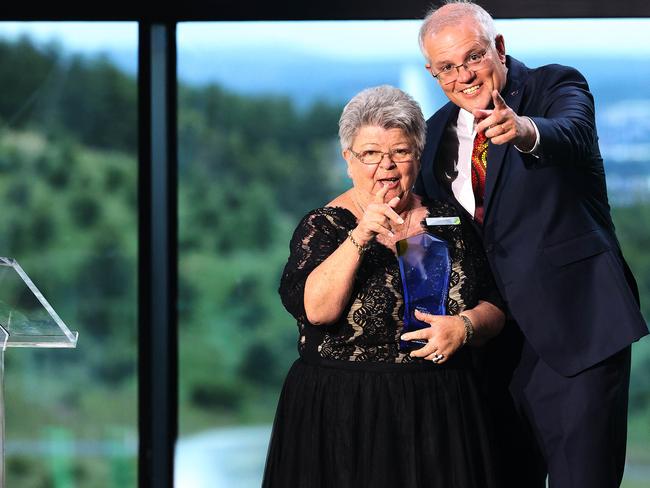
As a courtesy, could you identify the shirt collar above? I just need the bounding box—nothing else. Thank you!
[457,108,476,137]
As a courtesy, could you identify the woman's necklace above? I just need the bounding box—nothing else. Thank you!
[398,208,413,241]
[351,190,367,217]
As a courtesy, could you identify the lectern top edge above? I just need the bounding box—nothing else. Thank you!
[0,257,79,350]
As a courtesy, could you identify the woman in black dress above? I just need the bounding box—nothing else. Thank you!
[263,85,504,488]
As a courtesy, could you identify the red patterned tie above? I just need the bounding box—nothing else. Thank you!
[471,131,488,224]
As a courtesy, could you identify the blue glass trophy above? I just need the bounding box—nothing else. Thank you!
[396,230,452,351]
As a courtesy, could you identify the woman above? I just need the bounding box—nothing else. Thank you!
[263,85,504,488]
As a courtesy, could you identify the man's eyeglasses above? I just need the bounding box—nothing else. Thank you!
[348,147,416,165]
[430,49,490,84]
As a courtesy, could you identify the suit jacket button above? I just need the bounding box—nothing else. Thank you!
[485,244,494,253]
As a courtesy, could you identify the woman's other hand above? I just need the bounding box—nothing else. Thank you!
[400,301,505,362]
[401,310,467,364]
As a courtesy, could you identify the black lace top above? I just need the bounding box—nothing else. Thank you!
[279,200,501,363]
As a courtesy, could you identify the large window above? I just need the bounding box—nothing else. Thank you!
[176,19,650,487]
[0,22,138,487]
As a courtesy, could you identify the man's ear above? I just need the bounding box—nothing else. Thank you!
[494,34,506,63]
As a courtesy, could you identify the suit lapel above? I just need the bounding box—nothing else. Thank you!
[425,104,479,230]
[422,102,459,201]
[483,57,529,220]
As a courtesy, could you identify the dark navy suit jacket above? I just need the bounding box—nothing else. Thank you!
[416,56,648,376]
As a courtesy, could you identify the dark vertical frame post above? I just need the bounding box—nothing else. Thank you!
[138,22,178,488]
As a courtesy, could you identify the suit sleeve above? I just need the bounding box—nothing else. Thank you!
[414,171,427,197]
[521,66,599,167]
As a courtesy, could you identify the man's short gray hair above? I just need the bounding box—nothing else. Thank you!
[338,85,425,155]
[419,0,497,62]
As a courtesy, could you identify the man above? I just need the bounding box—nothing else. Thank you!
[413,1,649,487]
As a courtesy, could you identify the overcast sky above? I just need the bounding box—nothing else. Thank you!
[0,19,648,59]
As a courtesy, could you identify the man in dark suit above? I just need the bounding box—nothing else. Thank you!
[413,1,649,487]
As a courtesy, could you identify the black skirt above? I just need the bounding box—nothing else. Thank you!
[262,352,500,488]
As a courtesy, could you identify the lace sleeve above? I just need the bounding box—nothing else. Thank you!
[278,208,346,321]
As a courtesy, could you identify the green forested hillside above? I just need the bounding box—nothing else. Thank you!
[177,82,345,428]
[0,37,139,487]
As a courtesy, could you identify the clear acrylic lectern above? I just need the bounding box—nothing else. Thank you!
[0,257,78,486]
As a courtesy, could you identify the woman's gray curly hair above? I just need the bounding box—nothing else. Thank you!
[338,85,426,156]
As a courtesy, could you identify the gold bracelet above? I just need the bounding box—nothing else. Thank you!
[347,230,369,255]
[459,314,475,346]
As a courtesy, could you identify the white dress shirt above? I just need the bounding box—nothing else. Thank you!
[452,109,479,217]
